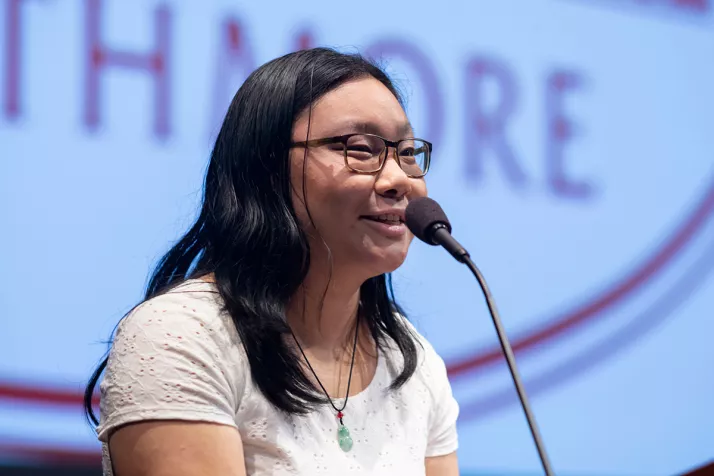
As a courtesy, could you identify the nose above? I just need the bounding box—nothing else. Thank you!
[374,148,412,199]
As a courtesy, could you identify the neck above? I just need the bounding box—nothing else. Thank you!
[286,260,366,355]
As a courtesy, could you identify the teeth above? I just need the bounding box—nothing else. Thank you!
[376,214,400,223]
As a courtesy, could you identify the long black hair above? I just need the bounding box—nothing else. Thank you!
[84,47,419,425]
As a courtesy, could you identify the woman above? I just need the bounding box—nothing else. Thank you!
[84,47,460,476]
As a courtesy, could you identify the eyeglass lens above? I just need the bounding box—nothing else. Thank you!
[344,134,428,176]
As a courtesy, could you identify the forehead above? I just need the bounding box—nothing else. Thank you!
[297,77,411,139]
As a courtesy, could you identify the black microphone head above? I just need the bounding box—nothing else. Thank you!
[405,197,452,245]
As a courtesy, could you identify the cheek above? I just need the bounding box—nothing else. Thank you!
[311,180,367,226]
[411,179,428,199]
[291,153,360,227]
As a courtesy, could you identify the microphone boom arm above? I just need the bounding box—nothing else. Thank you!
[432,226,555,476]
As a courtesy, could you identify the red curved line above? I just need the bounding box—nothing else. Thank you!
[457,228,714,421]
[0,179,712,406]
[446,177,714,377]
[0,382,98,407]
[0,442,100,466]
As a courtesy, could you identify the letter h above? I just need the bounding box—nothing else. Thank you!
[84,0,171,138]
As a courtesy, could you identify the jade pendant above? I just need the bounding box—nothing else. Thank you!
[337,424,353,452]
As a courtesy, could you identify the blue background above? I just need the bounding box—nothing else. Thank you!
[1,1,713,474]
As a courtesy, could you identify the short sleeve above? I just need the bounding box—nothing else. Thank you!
[423,341,460,457]
[96,288,246,442]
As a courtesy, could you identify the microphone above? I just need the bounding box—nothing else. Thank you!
[405,196,555,476]
[404,197,470,263]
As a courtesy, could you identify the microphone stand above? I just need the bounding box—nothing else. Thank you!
[433,226,555,476]
[463,256,555,476]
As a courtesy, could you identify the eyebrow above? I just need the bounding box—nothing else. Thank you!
[332,120,415,138]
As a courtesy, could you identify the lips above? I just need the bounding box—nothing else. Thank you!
[360,208,406,223]
[361,214,403,225]
[359,210,408,239]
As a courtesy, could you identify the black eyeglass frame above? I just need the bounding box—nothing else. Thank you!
[291,133,432,178]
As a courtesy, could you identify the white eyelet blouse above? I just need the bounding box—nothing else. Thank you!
[97,280,459,475]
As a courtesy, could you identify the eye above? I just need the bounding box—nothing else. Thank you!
[346,143,375,154]
[345,135,381,161]
[399,144,418,163]
[400,146,416,156]
[398,140,428,169]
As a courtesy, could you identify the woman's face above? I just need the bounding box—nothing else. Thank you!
[290,77,428,279]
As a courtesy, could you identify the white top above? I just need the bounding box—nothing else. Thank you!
[97,280,459,475]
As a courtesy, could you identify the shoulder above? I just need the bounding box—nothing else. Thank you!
[115,279,239,351]
[109,279,247,384]
[381,313,451,388]
[396,316,460,456]
[397,314,447,370]
[98,279,247,440]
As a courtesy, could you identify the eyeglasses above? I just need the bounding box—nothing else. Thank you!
[291,133,432,178]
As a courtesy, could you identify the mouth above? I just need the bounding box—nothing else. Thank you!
[359,212,408,238]
[359,213,404,225]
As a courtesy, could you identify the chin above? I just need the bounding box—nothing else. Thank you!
[365,246,409,275]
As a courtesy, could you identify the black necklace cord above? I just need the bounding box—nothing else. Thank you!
[291,311,361,424]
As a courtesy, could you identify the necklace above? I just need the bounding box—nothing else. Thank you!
[291,313,360,452]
